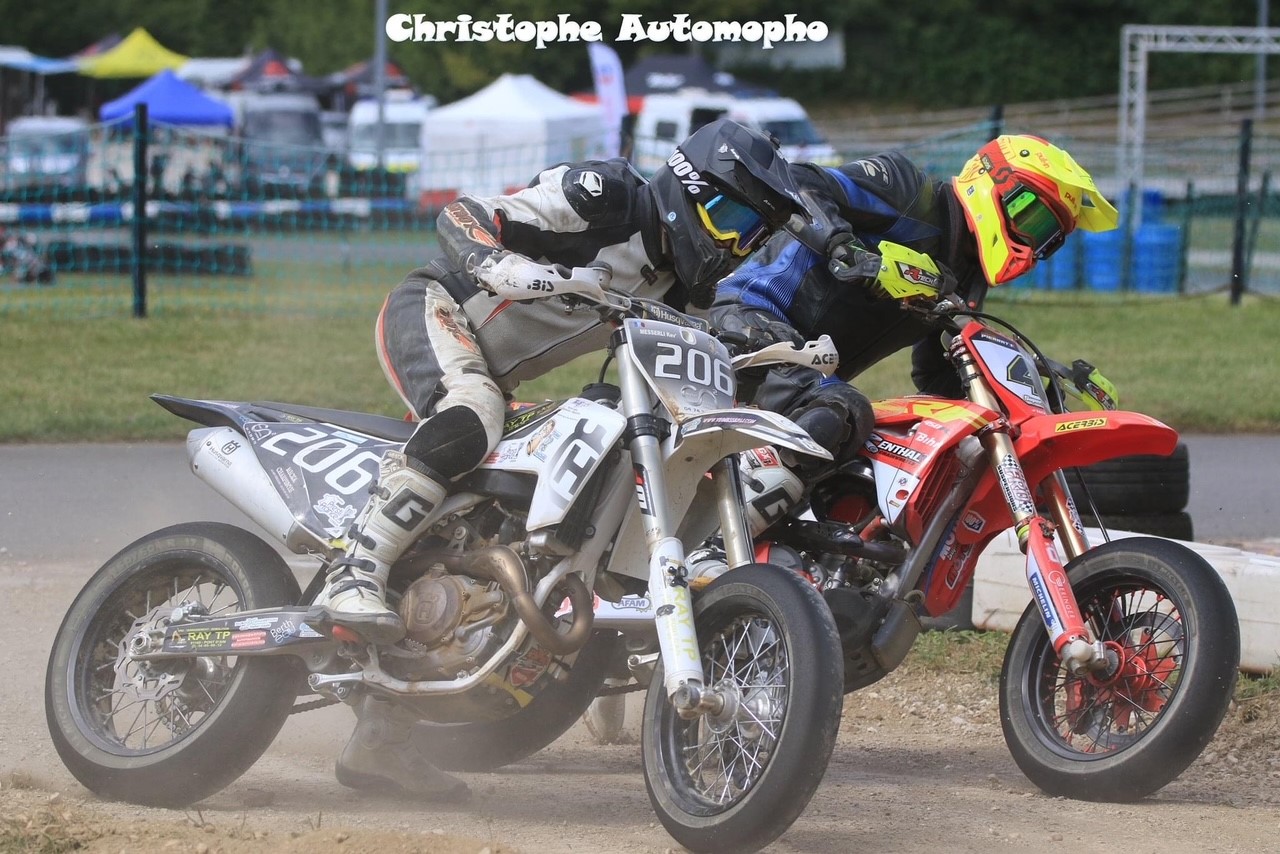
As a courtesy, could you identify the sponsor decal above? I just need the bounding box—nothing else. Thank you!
[507,645,553,689]
[502,401,558,436]
[233,616,279,631]
[962,511,985,534]
[1054,417,1108,433]
[995,455,1036,517]
[745,446,781,469]
[666,149,710,196]
[231,630,268,650]
[246,423,273,443]
[205,438,239,468]
[1028,570,1059,634]
[872,436,925,465]
[616,594,652,611]
[315,493,358,529]
[634,464,654,515]
[525,418,559,460]
[221,440,241,456]
[169,628,233,651]
[270,619,297,644]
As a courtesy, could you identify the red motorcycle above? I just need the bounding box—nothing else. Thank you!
[743,242,1240,801]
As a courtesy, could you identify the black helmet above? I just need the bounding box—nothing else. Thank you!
[649,118,805,307]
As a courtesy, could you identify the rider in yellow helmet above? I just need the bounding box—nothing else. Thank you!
[711,133,1119,467]
[953,134,1119,284]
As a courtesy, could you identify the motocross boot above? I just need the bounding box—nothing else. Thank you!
[336,693,471,801]
[307,450,448,644]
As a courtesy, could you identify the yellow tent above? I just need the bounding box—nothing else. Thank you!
[78,27,188,79]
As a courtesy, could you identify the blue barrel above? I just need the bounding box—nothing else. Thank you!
[1130,223,1182,293]
[1082,231,1125,291]
[1141,189,1165,224]
[1045,232,1081,290]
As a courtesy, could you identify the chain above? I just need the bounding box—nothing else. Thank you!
[290,695,341,714]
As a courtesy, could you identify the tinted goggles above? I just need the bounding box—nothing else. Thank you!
[1002,185,1068,259]
[697,194,769,257]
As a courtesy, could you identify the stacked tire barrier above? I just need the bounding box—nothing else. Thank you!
[1066,442,1193,540]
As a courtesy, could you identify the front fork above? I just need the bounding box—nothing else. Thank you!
[617,351,725,719]
[961,362,1107,675]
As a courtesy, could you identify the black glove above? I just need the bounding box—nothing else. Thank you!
[711,305,804,354]
[826,234,883,284]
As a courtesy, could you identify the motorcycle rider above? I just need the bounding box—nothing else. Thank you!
[710,133,1121,473]
[304,119,835,800]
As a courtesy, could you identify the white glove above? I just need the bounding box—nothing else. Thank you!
[474,252,611,303]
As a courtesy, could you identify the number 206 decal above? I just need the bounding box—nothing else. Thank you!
[256,426,383,496]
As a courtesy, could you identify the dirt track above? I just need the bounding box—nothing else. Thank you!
[5,556,1280,853]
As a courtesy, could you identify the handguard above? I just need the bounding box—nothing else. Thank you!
[475,252,611,303]
[731,334,841,377]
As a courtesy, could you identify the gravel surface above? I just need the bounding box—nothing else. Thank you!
[5,553,1279,853]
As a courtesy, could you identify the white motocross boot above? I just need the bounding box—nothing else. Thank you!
[307,450,448,644]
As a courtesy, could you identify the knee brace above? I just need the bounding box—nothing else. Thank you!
[403,406,493,479]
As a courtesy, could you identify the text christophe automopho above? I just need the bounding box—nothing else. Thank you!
[385,13,830,50]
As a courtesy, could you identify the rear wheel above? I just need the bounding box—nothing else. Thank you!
[999,537,1239,801]
[412,630,621,771]
[45,523,304,806]
[641,564,843,853]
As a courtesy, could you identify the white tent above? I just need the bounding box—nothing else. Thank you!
[420,73,606,198]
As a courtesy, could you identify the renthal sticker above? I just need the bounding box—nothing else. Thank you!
[231,630,268,650]
[234,616,279,631]
[962,511,986,534]
[315,493,357,529]
[995,456,1037,517]
[1054,417,1108,433]
[873,437,925,465]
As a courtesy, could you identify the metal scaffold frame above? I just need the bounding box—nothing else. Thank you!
[1120,25,1280,193]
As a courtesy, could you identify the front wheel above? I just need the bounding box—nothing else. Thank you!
[45,523,304,807]
[641,564,843,853]
[999,537,1239,801]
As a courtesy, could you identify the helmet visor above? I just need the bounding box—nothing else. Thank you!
[1003,185,1067,259]
[697,193,769,257]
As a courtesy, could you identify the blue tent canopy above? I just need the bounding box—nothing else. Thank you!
[99,69,234,126]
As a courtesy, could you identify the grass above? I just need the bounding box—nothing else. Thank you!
[2,289,1279,441]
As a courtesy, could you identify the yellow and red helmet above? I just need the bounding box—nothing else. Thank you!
[952,134,1119,285]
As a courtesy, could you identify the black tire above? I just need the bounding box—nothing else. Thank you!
[641,564,843,853]
[45,522,304,807]
[412,629,621,772]
[999,537,1239,801]
[1095,512,1194,541]
[1067,442,1190,515]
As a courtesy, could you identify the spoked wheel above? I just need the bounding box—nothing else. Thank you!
[642,564,843,853]
[45,523,304,806]
[1000,537,1240,801]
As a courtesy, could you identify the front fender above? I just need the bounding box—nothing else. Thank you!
[674,408,830,461]
[962,411,1179,539]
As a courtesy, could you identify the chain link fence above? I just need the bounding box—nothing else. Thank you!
[2,109,1278,319]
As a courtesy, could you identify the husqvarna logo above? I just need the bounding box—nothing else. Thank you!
[667,149,710,196]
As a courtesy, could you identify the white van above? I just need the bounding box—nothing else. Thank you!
[346,92,435,177]
[631,91,841,175]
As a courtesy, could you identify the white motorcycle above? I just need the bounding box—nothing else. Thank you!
[45,267,845,853]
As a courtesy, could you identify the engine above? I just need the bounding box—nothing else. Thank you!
[388,568,508,682]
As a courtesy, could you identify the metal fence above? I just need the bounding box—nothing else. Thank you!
[2,107,1277,319]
